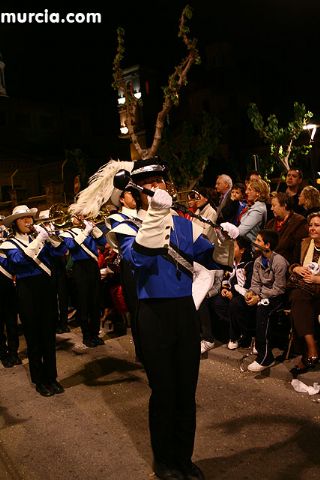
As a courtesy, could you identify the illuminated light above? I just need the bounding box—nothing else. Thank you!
[120,126,128,134]
[303,123,320,142]
[118,97,125,105]
[134,91,141,99]
[303,124,317,130]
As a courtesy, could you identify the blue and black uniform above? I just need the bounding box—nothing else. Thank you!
[61,225,106,345]
[1,232,67,384]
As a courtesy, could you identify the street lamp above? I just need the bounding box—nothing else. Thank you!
[303,123,320,142]
[0,52,8,97]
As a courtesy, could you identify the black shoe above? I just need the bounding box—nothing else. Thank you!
[83,338,97,348]
[49,381,64,394]
[290,356,319,377]
[9,354,22,365]
[153,462,184,480]
[92,336,105,346]
[178,463,205,480]
[36,383,55,397]
[1,355,14,368]
[56,325,71,334]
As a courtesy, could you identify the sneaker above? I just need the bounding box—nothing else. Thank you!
[72,343,89,354]
[201,340,215,354]
[228,340,239,350]
[247,360,275,372]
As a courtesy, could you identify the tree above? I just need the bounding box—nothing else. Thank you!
[112,4,201,160]
[247,102,314,175]
[158,111,221,190]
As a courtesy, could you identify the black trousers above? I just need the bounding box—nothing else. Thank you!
[52,259,69,329]
[137,297,200,468]
[0,275,19,357]
[16,274,57,384]
[72,259,101,340]
[255,296,285,365]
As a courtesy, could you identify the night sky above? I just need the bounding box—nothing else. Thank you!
[1,0,320,165]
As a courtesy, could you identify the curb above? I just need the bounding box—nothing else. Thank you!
[202,342,320,384]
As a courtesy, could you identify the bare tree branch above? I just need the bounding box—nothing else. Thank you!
[112,5,200,160]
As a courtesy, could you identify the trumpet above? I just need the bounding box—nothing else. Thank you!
[166,183,201,207]
[84,209,111,225]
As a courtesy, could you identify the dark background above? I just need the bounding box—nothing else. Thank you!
[1,0,320,178]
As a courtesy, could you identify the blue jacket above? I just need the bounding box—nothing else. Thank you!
[61,227,106,262]
[1,234,67,279]
[113,214,224,300]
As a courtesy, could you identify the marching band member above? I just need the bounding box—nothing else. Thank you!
[59,214,106,348]
[69,157,238,480]
[38,209,71,334]
[0,229,20,368]
[1,205,67,396]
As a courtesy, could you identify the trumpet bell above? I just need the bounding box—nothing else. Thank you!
[168,186,201,207]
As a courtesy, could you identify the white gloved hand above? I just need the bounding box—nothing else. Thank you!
[33,224,49,242]
[307,262,320,275]
[220,222,239,240]
[83,219,94,235]
[148,189,172,210]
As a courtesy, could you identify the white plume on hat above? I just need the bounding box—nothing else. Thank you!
[69,159,134,217]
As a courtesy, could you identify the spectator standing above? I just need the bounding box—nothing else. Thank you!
[298,185,320,217]
[284,168,305,215]
[230,182,247,226]
[215,174,238,224]
[191,187,217,243]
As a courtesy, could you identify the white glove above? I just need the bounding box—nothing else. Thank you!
[83,219,94,235]
[220,222,239,240]
[33,224,49,242]
[148,189,172,210]
[307,262,320,275]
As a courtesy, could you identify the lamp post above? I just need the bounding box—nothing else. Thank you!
[303,123,320,142]
[303,123,320,185]
[0,52,8,98]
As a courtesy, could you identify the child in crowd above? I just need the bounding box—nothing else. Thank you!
[244,229,289,372]
[231,183,247,225]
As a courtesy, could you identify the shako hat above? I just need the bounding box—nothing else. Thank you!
[131,156,169,182]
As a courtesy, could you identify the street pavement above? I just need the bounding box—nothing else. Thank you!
[1,324,320,480]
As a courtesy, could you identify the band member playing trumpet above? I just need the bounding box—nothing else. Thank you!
[59,214,106,348]
[0,231,20,368]
[1,205,68,396]
[38,209,71,334]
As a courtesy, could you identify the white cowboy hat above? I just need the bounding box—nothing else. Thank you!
[38,209,50,221]
[2,205,38,227]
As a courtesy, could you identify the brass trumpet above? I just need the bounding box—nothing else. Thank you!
[166,182,201,207]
